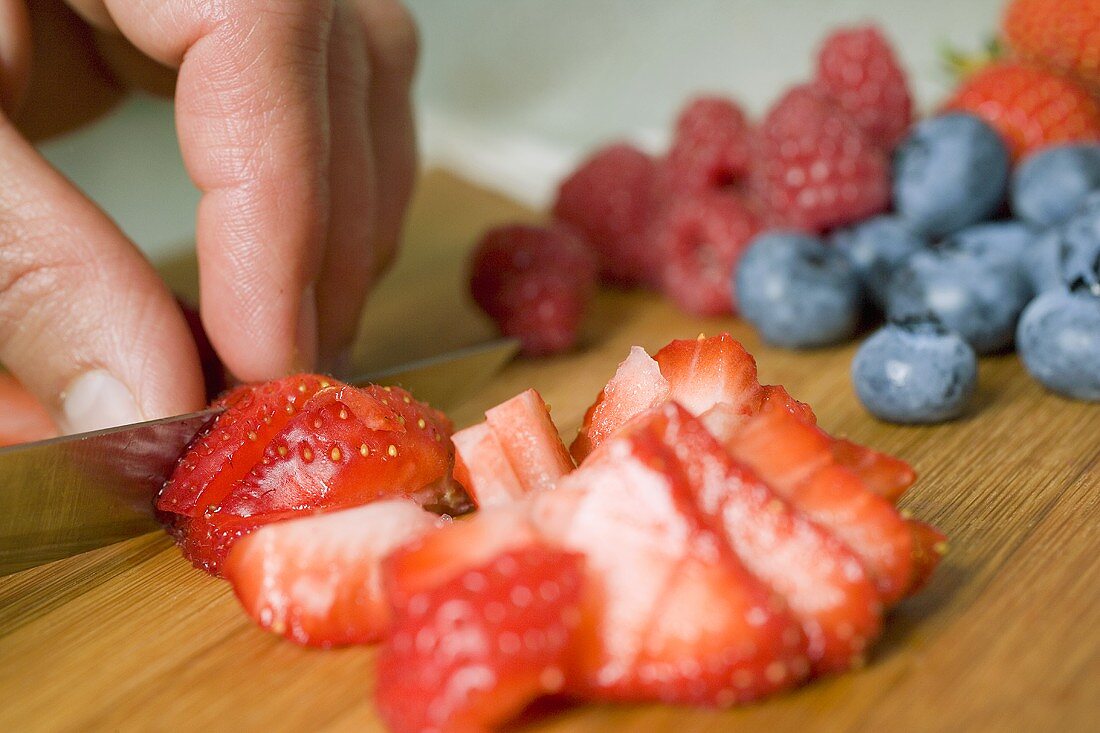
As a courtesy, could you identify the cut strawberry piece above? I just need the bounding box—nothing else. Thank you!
[830,437,916,504]
[158,378,460,575]
[649,403,882,674]
[452,423,525,508]
[570,346,670,463]
[905,519,947,597]
[723,410,914,605]
[375,546,585,733]
[533,410,809,704]
[654,334,765,416]
[760,384,818,425]
[384,506,543,611]
[222,499,439,647]
[484,389,574,492]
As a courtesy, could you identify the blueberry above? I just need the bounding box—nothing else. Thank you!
[944,220,1036,265]
[1011,143,1100,227]
[852,315,977,423]
[831,215,926,305]
[1027,201,1100,293]
[893,114,1010,238]
[885,237,1032,354]
[735,232,860,348]
[1016,277,1100,402]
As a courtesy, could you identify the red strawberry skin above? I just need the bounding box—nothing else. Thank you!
[469,224,597,357]
[223,499,438,647]
[1002,0,1100,89]
[657,192,764,316]
[157,378,458,575]
[552,143,662,287]
[666,96,754,193]
[815,25,913,151]
[754,84,890,232]
[375,546,585,733]
[942,62,1100,160]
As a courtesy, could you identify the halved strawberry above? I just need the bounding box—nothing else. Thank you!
[533,410,809,704]
[158,377,460,574]
[721,410,914,605]
[651,403,882,674]
[375,546,585,733]
[654,333,766,416]
[222,499,439,647]
[570,346,670,463]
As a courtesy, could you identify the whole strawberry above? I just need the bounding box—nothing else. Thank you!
[815,25,913,151]
[665,96,754,193]
[1003,0,1100,90]
[943,62,1100,160]
[753,84,890,232]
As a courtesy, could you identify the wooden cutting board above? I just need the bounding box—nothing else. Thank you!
[2,171,1098,733]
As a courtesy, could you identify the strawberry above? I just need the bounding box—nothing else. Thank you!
[375,546,585,733]
[453,389,574,507]
[552,143,663,287]
[753,84,890,232]
[815,25,913,151]
[906,519,948,596]
[654,333,766,417]
[222,499,439,647]
[665,96,754,193]
[657,191,764,316]
[157,377,459,574]
[535,412,809,705]
[942,62,1100,160]
[0,372,55,447]
[759,384,818,425]
[829,437,916,504]
[469,224,597,357]
[646,403,882,674]
[1002,0,1100,90]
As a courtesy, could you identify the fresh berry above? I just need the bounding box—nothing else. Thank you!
[652,403,883,674]
[814,25,912,151]
[537,409,810,705]
[552,143,662,286]
[942,62,1100,161]
[1002,0,1100,89]
[0,372,55,447]
[852,316,978,424]
[828,438,916,505]
[157,377,458,574]
[831,215,926,305]
[1012,144,1100,227]
[735,232,861,349]
[469,224,597,356]
[945,220,1037,266]
[1026,193,1100,293]
[222,499,438,647]
[657,191,764,316]
[375,546,585,733]
[893,114,1010,238]
[760,384,818,425]
[886,233,1032,354]
[1017,276,1100,401]
[654,333,766,416]
[570,345,670,463]
[753,84,890,232]
[665,96,753,193]
[906,520,948,596]
[454,389,574,506]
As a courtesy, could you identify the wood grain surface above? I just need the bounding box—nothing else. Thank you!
[2,172,1098,733]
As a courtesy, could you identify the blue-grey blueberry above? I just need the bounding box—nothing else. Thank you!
[1011,143,1100,227]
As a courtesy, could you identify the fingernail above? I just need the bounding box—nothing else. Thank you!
[60,369,142,434]
[293,284,319,373]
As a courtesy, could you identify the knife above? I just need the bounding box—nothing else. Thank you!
[0,339,519,577]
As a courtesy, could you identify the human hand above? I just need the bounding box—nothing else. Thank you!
[0,0,418,437]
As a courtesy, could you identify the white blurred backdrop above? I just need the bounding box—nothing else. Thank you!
[38,0,1004,262]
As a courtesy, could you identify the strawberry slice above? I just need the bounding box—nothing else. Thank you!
[452,423,526,507]
[157,377,461,574]
[721,410,914,605]
[760,384,818,425]
[905,519,947,597]
[570,346,670,463]
[375,546,585,733]
[829,438,916,504]
[654,333,766,416]
[650,403,882,674]
[222,499,439,647]
[533,410,809,704]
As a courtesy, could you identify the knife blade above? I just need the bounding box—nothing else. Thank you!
[0,339,518,576]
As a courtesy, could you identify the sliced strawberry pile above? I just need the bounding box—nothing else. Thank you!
[157,376,461,574]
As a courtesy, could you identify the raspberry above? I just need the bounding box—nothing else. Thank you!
[666,96,753,193]
[753,84,890,232]
[552,143,661,287]
[815,25,912,151]
[469,224,596,356]
[657,192,763,316]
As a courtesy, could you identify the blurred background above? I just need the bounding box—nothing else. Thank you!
[38,0,1004,262]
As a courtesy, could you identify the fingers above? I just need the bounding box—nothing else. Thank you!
[0,0,31,115]
[353,0,420,277]
[0,114,205,432]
